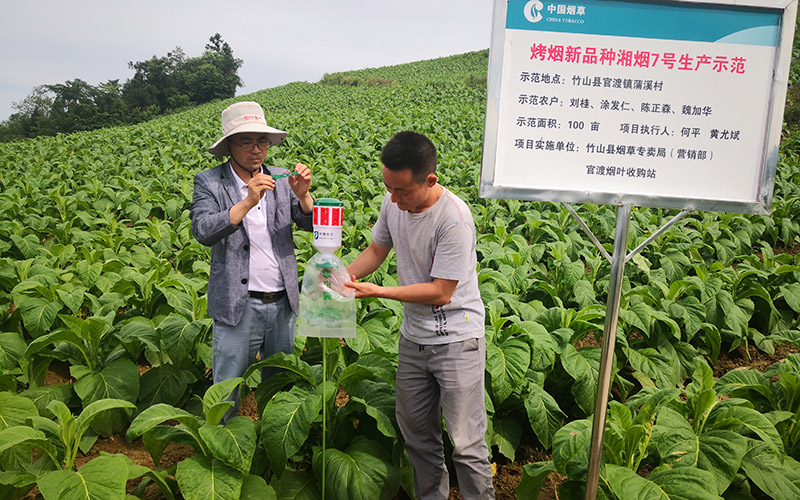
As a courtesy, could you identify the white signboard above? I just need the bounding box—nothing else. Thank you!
[480,0,797,214]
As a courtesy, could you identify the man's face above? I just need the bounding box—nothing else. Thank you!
[381,166,436,213]
[227,133,271,170]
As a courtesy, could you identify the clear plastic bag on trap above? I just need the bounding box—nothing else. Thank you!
[297,253,357,338]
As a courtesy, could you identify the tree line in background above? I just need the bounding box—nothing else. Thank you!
[0,34,242,142]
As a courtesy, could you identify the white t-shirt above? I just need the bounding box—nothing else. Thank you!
[372,186,485,344]
[231,164,285,292]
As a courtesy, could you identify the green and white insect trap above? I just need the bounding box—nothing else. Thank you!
[297,198,357,338]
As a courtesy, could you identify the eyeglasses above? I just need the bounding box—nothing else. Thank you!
[229,138,271,151]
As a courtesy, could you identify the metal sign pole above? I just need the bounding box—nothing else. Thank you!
[584,204,632,500]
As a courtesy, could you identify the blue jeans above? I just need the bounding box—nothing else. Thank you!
[395,335,495,500]
[212,294,295,422]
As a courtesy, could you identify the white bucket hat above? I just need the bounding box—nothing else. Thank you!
[208,101,287,156]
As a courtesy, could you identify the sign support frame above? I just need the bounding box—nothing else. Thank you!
[567,203,690,499]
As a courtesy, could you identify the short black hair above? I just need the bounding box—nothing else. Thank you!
[380,131,437,183]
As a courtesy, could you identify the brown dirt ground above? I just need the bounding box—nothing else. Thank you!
[713,341,799,377]
[23,338,798,500]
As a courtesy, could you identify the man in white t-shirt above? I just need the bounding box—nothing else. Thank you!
[345,132,494,500]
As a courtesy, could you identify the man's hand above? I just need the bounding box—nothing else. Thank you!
[288,163,312,198]
[245,172,275,207]
[288,163,313,213]
[344,277,382,299]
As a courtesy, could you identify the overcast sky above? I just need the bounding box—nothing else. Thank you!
[0,0,494,122]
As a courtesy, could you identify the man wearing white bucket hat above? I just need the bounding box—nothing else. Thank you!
[191,101,314,421]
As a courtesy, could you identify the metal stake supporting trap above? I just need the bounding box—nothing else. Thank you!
[322,338,327,500]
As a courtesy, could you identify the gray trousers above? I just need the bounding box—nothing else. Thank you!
[212,294,295,422]
[396,335,495,500]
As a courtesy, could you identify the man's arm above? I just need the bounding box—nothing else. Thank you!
[346,241,392,280]
[191,174,240,247]
[346,277,458,306]
[345,238,460,306]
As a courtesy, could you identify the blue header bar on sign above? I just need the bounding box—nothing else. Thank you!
[507,0,781,46]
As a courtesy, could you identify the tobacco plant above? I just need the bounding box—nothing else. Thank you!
[243,339,403,500]
[0,393,172,500]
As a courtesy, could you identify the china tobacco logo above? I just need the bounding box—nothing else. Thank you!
[524,0,545,23]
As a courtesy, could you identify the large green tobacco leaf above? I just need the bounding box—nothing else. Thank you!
[0,426,41,472]
[0,426,58,465]
[779,283,800,313]
[662,296,705,339]
[350,316,396,355]
[0,471,36,500]
[0,393,39,471]
[517,461,557,500]
[491,416,522,460]
[521,321,560,371]
[37,454,129,500]
[159,313,207,362]
[72,358,140,404]
[127,403,202,440]
[559,344,600,416]
[656,407,747,494]
[0,331,26,370]
[59,313,113,353]
[347,379,397,439]
[137,364,195,411]
[551,419,591,479]
[116,317,161,359]
[573,279,597,309]
[199,417,256,474]
[15,296,62,338]
[156,279,194,318]
[714,368,773,402]
[271,469,320,500]
[0,424,59,474]
[71,358,139,436]
[240,473,276,500]
[602,464,719,500]
[705,289,752,339]
[75,261,103,289]
[740,443,800,500]
[56,288,85,315]
[659,250,692,283]
[710,405,784,457]
[338,352,396,388]
[0,392,38,428]
[202,377,244,425]
[10,234,41,259]
[175,455,243,500]
[523,381,566,449]
[619,302,652,338]
[624,346,676,388]
[486,336,531,403]
[261,384,322,476]
[46,399,136,471]
[313,436,400,500]
[243,352,316,387]
[116,453,176,500]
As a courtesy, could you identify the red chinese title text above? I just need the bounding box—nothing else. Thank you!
[530,44,746,74]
